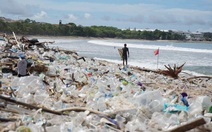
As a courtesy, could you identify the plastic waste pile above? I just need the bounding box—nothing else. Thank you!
[0,35,212,132]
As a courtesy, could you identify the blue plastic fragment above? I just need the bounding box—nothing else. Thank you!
[163,103,188,113]
[181,97,189,107]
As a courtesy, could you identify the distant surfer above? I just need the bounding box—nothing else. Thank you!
[122,43,129,67]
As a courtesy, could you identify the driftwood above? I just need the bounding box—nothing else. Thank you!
[0,107,20,114]
[158,63,185,79]
[0,95,63,115]
[130,66,157,73]
[59,49,77,54]
[0,95,110,118]
[0,117,17,122]
[187,76,212,81]
[56,107,110,117]
[168,118,206,132]
[131,63,185,79]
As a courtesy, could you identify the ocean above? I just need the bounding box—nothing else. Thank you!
[39,37,212,76]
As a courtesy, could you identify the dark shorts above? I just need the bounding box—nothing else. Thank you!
[123,55,127,60]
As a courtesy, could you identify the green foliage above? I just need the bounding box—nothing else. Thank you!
[203,32,212,41]
[0,18,187,40]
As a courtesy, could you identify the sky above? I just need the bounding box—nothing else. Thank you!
[0,0,212,32]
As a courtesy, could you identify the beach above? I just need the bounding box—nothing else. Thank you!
[0,36,212,131]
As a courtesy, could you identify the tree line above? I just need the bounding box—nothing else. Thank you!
[0,18,211,41]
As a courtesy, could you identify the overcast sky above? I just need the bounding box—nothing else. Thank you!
[0,0,212,32]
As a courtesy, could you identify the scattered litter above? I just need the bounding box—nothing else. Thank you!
[0,34,212,131]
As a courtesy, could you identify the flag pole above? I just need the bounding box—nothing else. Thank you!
[156,48,159,69]
[157,51,159,69]
[154,48,159,69]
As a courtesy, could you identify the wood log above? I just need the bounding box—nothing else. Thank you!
[130,63,186,79]
[56,107,110,117]
[0,95,110,117]
[168,118,206,132]
[0,95,63,115]
[0,107,20,114]
[34,41,55,45]
[187,76,212,81]
[0,117,17,122]
[53,48,77,54]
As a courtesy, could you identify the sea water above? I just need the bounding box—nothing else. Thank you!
[39,37,212,76]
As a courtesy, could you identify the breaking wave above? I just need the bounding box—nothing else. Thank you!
[88,40,212,54]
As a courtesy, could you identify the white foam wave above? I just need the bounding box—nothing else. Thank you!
[181,70,206,76]
[88,40,212,53]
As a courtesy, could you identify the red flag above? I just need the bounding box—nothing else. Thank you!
[154,48,159,55]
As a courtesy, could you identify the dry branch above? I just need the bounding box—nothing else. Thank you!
[187,76,212,81]
[158,63,185,79]
[0,117,17,122]
[130,63,186,79]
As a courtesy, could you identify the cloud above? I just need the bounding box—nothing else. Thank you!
[118,7,212,27]
[0,0,211,31]
[32,11,47,19]
[67,14,78,21]
[84,13,91,19]
[2,1,210,26]
[0,0,36,17]
[51,2,211,27]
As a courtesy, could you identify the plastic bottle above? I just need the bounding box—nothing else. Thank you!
[60,122,73,132]
[16,126,32,132]
[148,100,163,113]
[115,114,126,130]
[189,96,212,117]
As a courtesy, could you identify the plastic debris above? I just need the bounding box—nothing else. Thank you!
[0,35,212,132]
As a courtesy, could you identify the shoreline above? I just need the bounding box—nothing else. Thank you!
[19,35,212,44]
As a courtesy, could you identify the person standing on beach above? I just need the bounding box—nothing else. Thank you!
[122,43,129,67]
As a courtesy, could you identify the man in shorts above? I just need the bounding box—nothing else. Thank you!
[122,43,129,67]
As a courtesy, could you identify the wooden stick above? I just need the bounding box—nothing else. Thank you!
[187,76,212,81]
[0,117,17,122]
[56,107,110,117]
[8,87,16,97]
[0,95,63,115]
[168,118,206,132]
[0,107,20,114]
[12,32,19,45]
[0,95,110,117]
